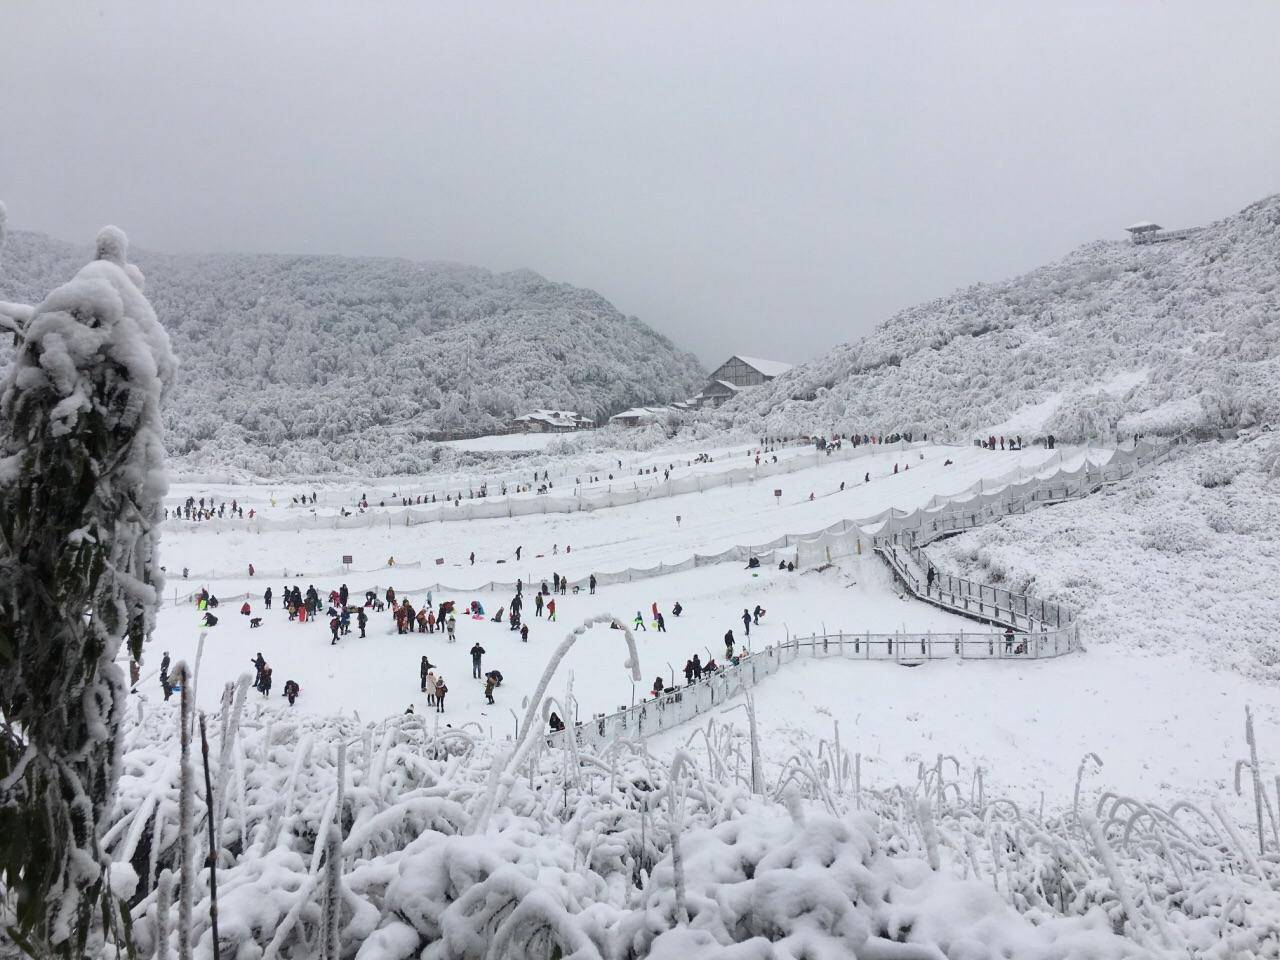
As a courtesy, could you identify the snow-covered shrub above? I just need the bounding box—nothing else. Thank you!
[1139,515,1213,554]
[1196,447,1246,488]
[1043,390,1123,444]
[1261,435,1280,482]
[1117,395,1206,439]
[0,224,173,954]
[95,700,1209,959]
[90,695,1280,959]
[1129,476,1158,501]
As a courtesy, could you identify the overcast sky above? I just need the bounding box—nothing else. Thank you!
[2,2,1277,367]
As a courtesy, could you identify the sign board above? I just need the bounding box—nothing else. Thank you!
[342,555,353,565]
[773,489,782,498]
[435,557,445,566]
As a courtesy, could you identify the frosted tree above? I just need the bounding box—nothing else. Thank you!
[0,223,175,955]
[0,201,35,339]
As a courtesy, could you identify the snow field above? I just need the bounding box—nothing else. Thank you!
[117,433,1280,957]
[142,435,1277,822]
[149,557,973,725]
[679,645,1271,820]
[438,429,591,452]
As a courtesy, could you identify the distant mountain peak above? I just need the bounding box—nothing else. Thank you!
[0,231,706,476]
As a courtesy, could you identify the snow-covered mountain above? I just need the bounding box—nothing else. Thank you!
[711,194,1280,442]
[0,230,705,476]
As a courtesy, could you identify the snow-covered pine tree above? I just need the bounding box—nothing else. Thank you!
[0,222,175,955]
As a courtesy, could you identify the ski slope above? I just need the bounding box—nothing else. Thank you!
[161,443,1060,583]
[142,438,1278,820]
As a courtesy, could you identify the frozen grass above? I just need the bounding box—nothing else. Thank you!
[85,684,1280,959]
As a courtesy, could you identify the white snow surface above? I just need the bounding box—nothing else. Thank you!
[144,439,1279,823]
[105,432,1280,957]
[439,429,591,452]
[111,701,1188,960]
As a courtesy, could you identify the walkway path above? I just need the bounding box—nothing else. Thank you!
[561,435,1182,749]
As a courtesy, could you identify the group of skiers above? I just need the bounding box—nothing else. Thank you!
[167,458,808,720]
[820,431,920,448]
[647,613,758,699]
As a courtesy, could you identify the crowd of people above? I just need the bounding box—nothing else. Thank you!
[169,553,790,731]
[157,431,961,723]
[976,434,1032,451]
[167,495,256,522]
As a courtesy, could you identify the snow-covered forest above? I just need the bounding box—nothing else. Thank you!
[0,230,705,476]
[709,195,1280,443]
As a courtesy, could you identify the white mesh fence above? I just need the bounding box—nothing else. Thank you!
[163,440,918,535]
[166,439,1179,607]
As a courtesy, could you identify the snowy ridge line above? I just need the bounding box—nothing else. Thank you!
[160,439,923,534]
[158,441,1170,609]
